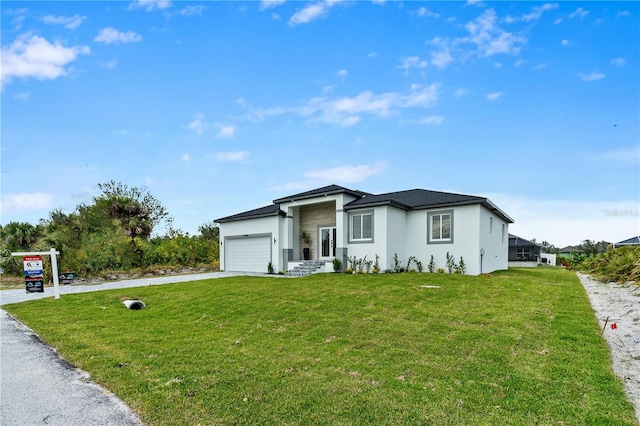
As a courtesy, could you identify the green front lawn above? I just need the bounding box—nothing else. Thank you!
[4,268,637,425]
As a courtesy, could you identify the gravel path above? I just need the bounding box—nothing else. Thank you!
[577,272,640,423]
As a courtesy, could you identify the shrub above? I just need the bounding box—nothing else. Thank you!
[446,252,456,274]
[332,258,342,273]
[428,255,435,273]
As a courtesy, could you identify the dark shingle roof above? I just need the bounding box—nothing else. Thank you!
[345,188,513,223]
[508,234,541,247]
[215,204,285,223]
[272,184,368,204]
[216,185,513,224]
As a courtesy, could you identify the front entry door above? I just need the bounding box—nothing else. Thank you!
[319,227,336,260]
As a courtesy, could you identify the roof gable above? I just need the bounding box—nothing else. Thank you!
[273,184,368,204]
[615,236,640,246]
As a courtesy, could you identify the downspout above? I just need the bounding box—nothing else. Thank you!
[480,248,485,274]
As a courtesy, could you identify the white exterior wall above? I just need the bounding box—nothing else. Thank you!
[478,206,509,274]
[219,216,282,272]
[405,204,482,275]
[385,206,407,270]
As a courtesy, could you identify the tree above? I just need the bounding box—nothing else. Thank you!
[93,181,173,254]
[0,222,42,251]
[580,240,610,257]
[540,240,560,254]
[198,221,219,240]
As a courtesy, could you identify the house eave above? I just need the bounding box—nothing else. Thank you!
[214,209,286,224]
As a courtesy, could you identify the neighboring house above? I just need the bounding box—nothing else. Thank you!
[559,245,584,258]
[614,236,640,248]
[215,184,513,276]
[508,234,541,267]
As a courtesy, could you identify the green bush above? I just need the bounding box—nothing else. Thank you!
[580,246,640,283]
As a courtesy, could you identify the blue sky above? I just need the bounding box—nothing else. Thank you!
[1,0,638,247]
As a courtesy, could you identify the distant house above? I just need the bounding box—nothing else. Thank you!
[215,184,513,276]
[508,234,541,267]
[559,245,584,258]
[614,236,640,248]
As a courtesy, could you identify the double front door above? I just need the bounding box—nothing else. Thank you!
[319,226,336,260]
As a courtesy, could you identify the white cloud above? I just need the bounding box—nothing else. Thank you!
[1,192,53,213]
[216,151,247,162]
[513,59,527,67]
[337,69,348,76]
[288,0,342,26]
[188,113,206,135]
[464,9,526,57]
[578,71,605,82]
[532,62,547,71]
[569,7,589,19]
[454,88,469,97]
[430,48,453,69]
[616,10,630,18]
[301,83,441,125]
[305,161,388,183]
[179,5,206,16]
[216,125,236,139]
[42,14,86,30]
[398,56,427,73]
[1,34,90,88]
[368,51,378,59]
[561,39,572,46]
[415,7,440,18]
[260,0,285,10]
[520,3,558,22]
[4,8,27,31]
[611,58,626,67]
[465,0,484,7]
[494,62,502,68]
[181,154,190,161]
[486,91,504,101]
[489,193,638,247]
[406,115,445,125]
[100,60,118,69]
[95,28,143,44]
[128,0,172,11]
[238,84,440,127]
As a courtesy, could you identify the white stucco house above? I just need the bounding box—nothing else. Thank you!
[215,184,514,276]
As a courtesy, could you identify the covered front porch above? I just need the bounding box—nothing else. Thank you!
[285,200,346,263]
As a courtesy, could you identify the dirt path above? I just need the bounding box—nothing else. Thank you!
[577,272,640,423]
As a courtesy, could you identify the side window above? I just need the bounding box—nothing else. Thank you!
[349,211,373,242]
[427,210,453,244]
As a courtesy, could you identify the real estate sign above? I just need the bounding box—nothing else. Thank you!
[23,255,44,293]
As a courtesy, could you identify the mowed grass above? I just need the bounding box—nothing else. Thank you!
[4,268,637,425]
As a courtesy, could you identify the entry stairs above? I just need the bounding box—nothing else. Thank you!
[285,260,326,277]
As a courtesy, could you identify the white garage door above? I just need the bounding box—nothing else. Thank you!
[225,236,271,273]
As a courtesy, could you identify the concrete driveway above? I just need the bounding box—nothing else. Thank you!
[0,272,274,425]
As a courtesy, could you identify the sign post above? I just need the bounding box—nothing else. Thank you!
[11,249,61,299]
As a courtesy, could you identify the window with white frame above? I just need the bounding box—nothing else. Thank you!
[349,211,373,242]
[490,217,493,233]
[516,248,531,258]
[428,210,453,243]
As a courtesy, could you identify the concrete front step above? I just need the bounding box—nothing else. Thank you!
[285,261,326,277]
